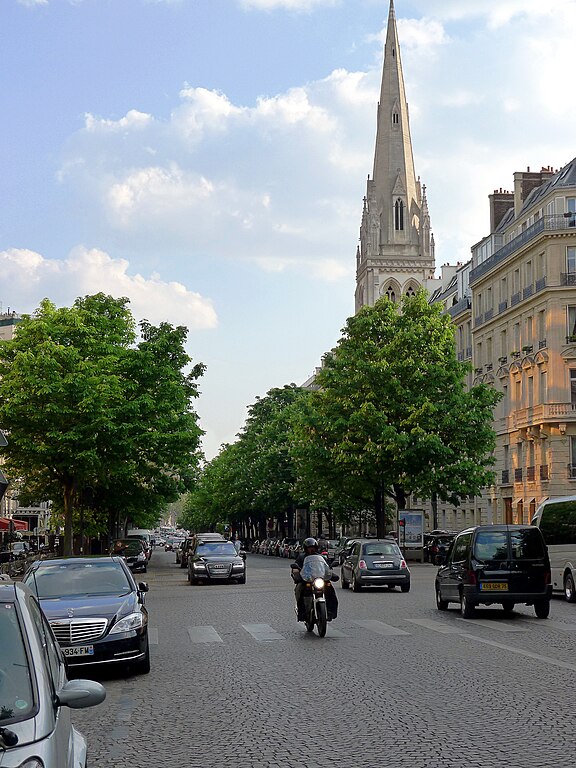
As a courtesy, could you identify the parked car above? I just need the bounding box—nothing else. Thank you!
[126,534,152,561]
[177,537,194,568]
[23,556,151,674]
[0,580,105,767]
[258,539,272,555]
[165,536,183,552]
[424,533,456,564]
[188,539,246,585]
[435,524,552,618]
[341,539,411,592]
[250,539,260,553]
[110,538,148,573]
[334,536,355,565]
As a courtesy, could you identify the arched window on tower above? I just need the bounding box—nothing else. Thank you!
[392,113,399,125]
[385,286,396,303]
[394,199,404,231]
[405,286,416,298]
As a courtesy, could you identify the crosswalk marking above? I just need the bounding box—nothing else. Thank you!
[187,625,223,643]
[456,617,526,633]
[353,619,410,636]
[326,627,348,638]
[241,623,285,642]
[405,618,464,634]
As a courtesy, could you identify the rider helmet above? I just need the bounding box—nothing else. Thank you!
[303,537,318,553]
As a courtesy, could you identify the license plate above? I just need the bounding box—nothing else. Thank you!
[62,645,94,657]
[480,582,508,591]
[374,563,394,569]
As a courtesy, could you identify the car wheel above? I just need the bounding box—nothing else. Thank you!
[238,575,246,584]
[460,592,475,619]
[564,572,576,603]
[400,583,410,593]
[502,600,514,614]
[188,572,196,585]
[435,586,448,610]
[340,569,349,589]
[534,599,550,619]
[134,640,151,675]
[351,572,362,592]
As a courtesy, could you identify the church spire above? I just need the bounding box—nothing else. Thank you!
[355,0,435,312]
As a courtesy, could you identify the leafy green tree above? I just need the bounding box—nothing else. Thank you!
[0,294,204,554]
[297,292,501,537]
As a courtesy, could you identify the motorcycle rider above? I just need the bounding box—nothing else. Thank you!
[291,537,338,621]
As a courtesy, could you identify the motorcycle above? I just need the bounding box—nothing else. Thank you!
[292,554,339,638]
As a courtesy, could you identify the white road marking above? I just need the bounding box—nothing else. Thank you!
[462,633,576,672]
[353,619,410,636]
[241,623,285,642]
[187,626,223,643]
[148,627,159,645]
[456,617,526,632]
[406,618,464,634]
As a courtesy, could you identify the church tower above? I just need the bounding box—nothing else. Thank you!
[355,0,435,311]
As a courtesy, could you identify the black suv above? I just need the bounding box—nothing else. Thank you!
[435,525,551,619]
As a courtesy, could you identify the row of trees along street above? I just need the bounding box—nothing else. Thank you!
[0,294,205,555]
[181,291,501,540]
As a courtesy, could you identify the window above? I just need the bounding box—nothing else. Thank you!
[538,309,546,341]
[568,247,576,274]
[405,286,416,297]
[525,260,533,286]
[385,285,396,302]
[568,306,576,340]
[567,197,576,226]
[451,533,472,562]
[571,370,576,405]
[509,528,545,559]
[515,379,522,408]
[473,531,508,562]
[504,444,509,471]
[392,112,399,125]
[513,268,520,293]
[539,499,576,546]
[500,329,507,357]
[540,370,547,403]
[513,323,520,350]
[528,376,534,407]
[500,276,508,303]
[394,199,404,230]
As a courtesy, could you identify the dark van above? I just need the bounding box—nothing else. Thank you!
[435,525,551,619]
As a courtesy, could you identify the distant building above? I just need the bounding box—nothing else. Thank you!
[0,309,21,341]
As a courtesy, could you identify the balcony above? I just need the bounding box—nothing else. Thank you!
[536,277,546,292]
[538,339,547,349]
[511,291,522,307]
[447,297,471,319]
[540,464,549,481]
[474,314,484,328]
[526,466,536,482]
[509,403,576,431]
[561,273,576,286]
[514,468,523,482]
[484,308,494,322]
[498,356,508,365]
[498,300,508,313]
[470,215,576,284]
[568,464,576,480]
[523,285,534,300]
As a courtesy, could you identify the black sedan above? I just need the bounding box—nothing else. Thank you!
[341,539,411,592]
[23,556,150,675]
[187,540,246,585]
[110,538,148,573]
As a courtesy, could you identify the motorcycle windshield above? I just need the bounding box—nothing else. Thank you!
[300,554,330,582]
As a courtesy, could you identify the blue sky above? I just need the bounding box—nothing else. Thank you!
[2,0,576,458]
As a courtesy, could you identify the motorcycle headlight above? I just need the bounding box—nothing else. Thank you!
[109,612,146,634]
[313,578,325,589]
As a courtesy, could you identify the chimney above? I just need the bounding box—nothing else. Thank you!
[489,190,514,232]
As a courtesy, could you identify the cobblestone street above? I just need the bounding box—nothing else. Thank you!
[72,549,576,768]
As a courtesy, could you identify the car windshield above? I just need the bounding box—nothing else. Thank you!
[197,542,238,556]
[363,543,399,556]
[26,561,132,597]
[300,554,331,581]
[0,603,34,723]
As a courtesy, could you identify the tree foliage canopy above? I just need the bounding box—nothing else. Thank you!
[0,293,205,553]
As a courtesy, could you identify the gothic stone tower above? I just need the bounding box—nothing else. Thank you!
[355,0,435,311]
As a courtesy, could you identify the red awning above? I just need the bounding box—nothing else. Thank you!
[0,517,29,531]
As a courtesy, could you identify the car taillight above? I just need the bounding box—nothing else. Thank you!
[545,570,551,585]
[467,569,477,585]
[358,559,367,570]
[400,559,407,569]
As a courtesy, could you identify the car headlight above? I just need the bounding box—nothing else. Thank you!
[313,578,325,589]
[109,612,146,634]
[193,562,206,569]
[232,563,245,569]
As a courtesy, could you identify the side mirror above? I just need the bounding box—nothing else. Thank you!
[57,679,106,710]
[138,582,149,592]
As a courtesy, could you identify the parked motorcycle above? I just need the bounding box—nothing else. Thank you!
[292,554,339,638]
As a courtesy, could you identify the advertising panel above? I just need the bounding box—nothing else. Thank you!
[398,509,424,549]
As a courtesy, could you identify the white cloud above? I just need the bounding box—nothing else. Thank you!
[0,247,217,330]
[17,0,48,6]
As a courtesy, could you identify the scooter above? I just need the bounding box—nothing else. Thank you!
[292,554,339,638]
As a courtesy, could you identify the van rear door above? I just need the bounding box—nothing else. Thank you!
[508,527,549,594]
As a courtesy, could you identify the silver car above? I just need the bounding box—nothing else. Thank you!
[0,579,105,767]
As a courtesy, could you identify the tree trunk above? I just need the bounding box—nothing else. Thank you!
[374,486,386,539]
[63,482,74,556]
